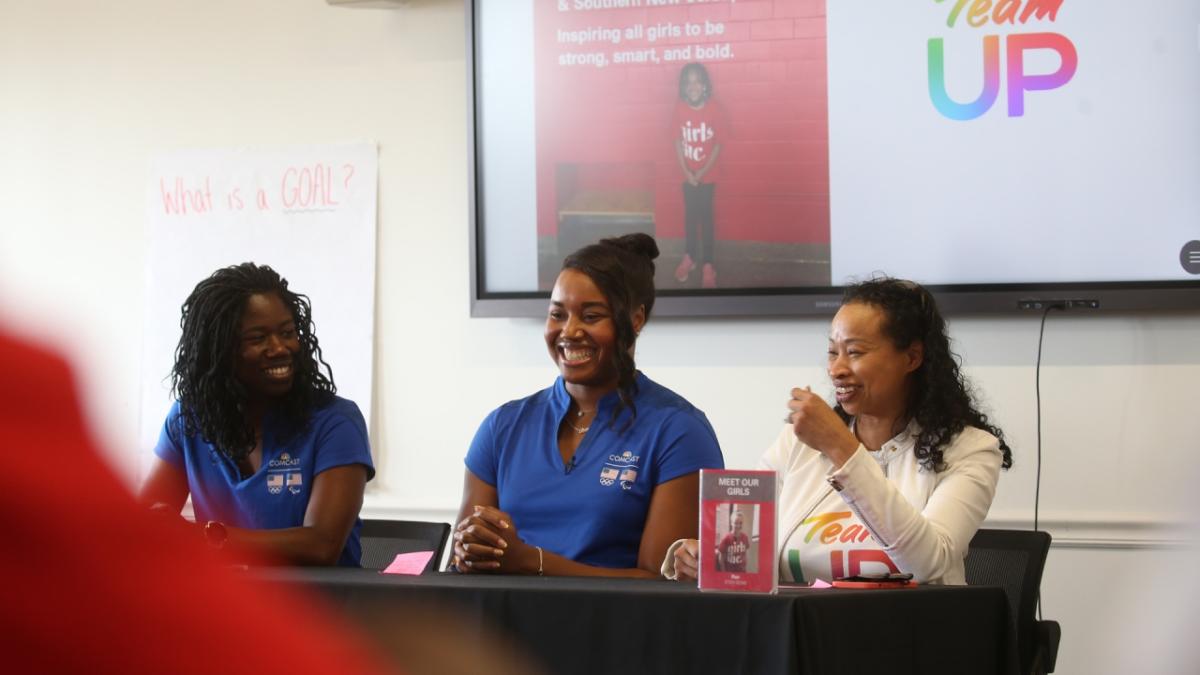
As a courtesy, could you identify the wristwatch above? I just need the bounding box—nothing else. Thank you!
[203,520,228,549]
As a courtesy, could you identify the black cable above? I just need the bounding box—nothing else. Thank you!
[1034,303,1062,621]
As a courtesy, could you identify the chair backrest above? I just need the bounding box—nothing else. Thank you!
[359,519,451,573]
[964,528,1051,674]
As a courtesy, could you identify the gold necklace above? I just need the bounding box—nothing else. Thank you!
[568,405,595,434]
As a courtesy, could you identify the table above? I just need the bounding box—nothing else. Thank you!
[257,568,1016,675]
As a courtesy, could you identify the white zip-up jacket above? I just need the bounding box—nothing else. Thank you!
[662,421,1002,585]
[764,421,1003,585]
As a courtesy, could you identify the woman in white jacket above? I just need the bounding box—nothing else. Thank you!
[665,278,1011,584]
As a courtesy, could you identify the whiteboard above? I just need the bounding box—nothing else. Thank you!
[140,142,378,464]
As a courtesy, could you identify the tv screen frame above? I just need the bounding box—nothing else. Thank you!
[465,1,1200,318]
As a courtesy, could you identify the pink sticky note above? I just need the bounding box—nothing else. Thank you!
[809,579,833,589]
[380,550,435,575]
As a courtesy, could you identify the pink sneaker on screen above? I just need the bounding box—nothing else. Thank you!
[675,254,695,282]
[702,263,717,289]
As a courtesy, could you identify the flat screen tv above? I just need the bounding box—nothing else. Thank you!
[468,0,1200,317]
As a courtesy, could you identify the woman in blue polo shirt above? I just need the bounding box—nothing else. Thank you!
[454,234,725,577]
[139,263,374,566]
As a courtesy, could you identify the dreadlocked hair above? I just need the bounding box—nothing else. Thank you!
[170,262,336,460]
[833,277,1013,473]
[562,233,659,431]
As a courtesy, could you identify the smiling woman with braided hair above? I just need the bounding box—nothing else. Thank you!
[453,234,725,577]
[139,263,374,566]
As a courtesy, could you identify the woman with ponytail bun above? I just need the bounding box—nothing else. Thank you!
[453,234,725,577]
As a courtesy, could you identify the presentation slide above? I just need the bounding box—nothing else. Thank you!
[475,0,1200,294]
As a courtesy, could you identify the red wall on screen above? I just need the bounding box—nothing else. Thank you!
[533,0,830,251]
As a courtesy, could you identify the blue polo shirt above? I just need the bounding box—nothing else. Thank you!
[154,395,375,567]
[465,372,724,568]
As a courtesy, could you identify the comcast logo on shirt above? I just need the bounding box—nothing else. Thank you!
[600,451,641,490]
[268,452,301,468]
[608,450,640,465]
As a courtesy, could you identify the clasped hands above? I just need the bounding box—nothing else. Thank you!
[452,505,534,574]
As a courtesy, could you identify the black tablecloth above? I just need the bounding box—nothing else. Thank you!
[256,568,1015,675]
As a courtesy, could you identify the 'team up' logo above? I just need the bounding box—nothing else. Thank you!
[928,0,1077,120]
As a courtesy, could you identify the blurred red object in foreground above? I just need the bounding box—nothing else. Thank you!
[0,329,395,675]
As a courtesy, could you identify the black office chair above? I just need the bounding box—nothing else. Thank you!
[964,529,1062,675]
[358,519,451,574]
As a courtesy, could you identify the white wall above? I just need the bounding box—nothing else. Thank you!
[1,2,1197,673]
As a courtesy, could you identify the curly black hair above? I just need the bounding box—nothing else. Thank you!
[678,62,713,104]
[561,233,659,429]
[834,277,1013,472]
[170,263,336,460]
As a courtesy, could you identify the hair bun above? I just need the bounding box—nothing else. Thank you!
[600,233,659,262]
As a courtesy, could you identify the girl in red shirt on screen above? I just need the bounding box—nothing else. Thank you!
[672,62,730,289]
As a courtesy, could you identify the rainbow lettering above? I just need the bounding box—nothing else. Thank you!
[928,0,1077,120]
[928,35,1001,121]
